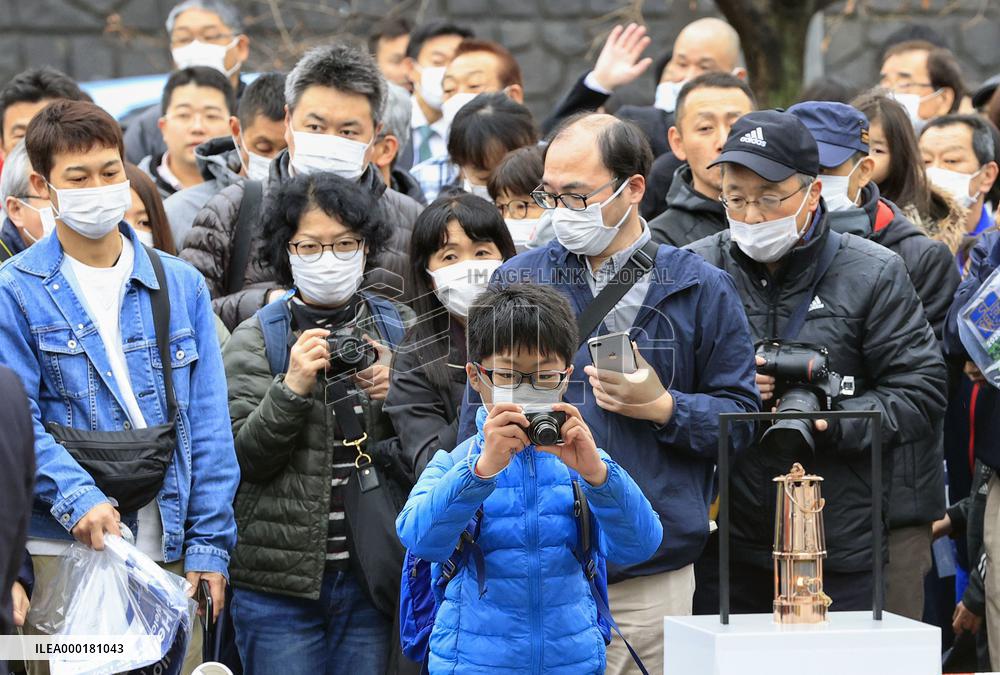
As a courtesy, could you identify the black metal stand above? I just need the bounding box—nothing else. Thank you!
[717,410,884,625]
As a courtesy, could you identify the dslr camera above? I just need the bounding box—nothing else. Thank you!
[524,409,567,446]
[755,340,854,455]
[327,330,376,376]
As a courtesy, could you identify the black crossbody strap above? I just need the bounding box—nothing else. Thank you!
[779,231,841,340]
[145,245,177,422]
[575,239,660,347]
[226,179,263,295]
[325,376,367,447]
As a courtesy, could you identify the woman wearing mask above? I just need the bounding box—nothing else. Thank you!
[488,146,555,251]
[223,173,411,674]
[447,92,538,202]
[384,193,515,479]
[124,163,177,254]
[852,90,965,255]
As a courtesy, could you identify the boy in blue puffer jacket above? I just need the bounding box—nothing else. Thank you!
[396,284,663,675]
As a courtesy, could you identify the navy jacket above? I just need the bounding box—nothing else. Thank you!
[456,239,759,580]
[0,366,34,637]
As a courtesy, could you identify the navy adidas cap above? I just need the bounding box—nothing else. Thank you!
[787,101,869,169]
[708,110,819,182]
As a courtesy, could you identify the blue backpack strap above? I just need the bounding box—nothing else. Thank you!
[437,507,487,599]
[571,478,649,675]
[256,293,294,376]
[363,293,406,348]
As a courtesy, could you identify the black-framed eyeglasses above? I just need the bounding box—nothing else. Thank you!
[288,237,364,262]
[720,184,807,215]
[170,32,236,48]
[474,363,569,390]
[14,194,48,202]
[530,178,618,211]
[496,199,536,219]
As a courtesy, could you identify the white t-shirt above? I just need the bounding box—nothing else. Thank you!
[27,235,164,560]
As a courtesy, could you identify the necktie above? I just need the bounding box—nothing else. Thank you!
[416,125,435,164]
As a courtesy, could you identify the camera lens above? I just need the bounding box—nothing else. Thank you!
[760,387,821,456]
[334,336,366,366]
[531,417,561,446]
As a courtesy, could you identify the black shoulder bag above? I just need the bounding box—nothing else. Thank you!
[226,180,263,296]
[576,238,660,346]
[46,245,177,514]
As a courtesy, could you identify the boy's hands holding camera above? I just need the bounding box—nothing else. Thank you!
[286,328,331,397]
[537,403,607,487]
[477,403,531,476]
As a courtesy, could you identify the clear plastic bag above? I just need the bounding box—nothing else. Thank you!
[27,533,196,675]
[959,265,1000,389]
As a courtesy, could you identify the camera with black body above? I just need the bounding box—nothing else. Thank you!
[327,331,376,376]
[755,340,853,456]
[524,410,567,446]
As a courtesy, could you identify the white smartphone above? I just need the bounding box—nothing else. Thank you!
[587,332,637,374]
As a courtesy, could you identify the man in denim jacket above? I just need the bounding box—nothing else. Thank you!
[0,100,238,673]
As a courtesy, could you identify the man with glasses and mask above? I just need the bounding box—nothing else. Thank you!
[182,43,422,332]
[919,114,1000,271]
[687,110,946,615]
[456,112,760,675]
[124,0,252,165]
[0,141,53,262]
[879,40,966,131]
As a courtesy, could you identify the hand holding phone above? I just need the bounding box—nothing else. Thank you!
[587,332,637,374]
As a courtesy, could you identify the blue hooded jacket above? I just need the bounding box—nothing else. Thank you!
[396,406,662,675]
[456,240,759,580]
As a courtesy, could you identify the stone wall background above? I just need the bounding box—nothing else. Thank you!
[0,0,998,120]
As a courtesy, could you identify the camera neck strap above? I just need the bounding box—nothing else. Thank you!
[779,230,841,341]
[324,375,369,466]
[575,239,660,348]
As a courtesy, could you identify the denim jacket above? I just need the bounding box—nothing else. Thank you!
[0,225,239,576]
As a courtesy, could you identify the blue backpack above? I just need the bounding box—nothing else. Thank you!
[399,477,649,674]
[257,291,406,374]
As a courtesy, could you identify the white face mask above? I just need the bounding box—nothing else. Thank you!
[233,134,272,183]
[552,180,632,256]
[819,160,863,212]
[727,182,813,263]
[442,92,478,130]
[891,89,941,130]
[171,39,240,77]
[290,130,371,180]
[654,80,687,113]
[16,200,56,243]
[49,180,132,240]
[488,375,566,413]
[290,250,366,307]
[428,259,502,319]
[418,66,447,111]
[134,229,155,248]
[926,166,981,210]
[462,178,493,202]
[505,212,546,248]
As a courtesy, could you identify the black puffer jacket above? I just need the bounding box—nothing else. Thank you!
[648,164,727,248]
[181,149,422,330]
[687,213,947,573]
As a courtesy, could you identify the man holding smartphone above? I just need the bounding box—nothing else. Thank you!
[456,112,759,675]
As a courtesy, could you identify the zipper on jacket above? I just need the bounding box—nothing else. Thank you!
[525,450,542,673]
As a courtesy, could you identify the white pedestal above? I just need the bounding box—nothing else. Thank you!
[663,611,940,675]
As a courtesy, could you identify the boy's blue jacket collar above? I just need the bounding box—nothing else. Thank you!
[11,222,160,290]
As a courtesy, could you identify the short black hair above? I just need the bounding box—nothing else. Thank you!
[161,66,236,115]
[0,67,89,140]
[879,23,949,63]
[405,19,474,60]
[488,145,544,200]
[467,284,578,367]
[674,72,756,126]
[262,172,390,287]
[921,113,997,166]
[447,92,537,172]
[368,16,411,55]
[26,100,124,181]
[546,112,653,181]
[238,72,285,128]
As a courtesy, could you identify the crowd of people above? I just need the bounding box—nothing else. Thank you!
[0,1,999,674]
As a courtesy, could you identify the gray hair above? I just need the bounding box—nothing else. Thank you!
[0,141,32,214]
[166,0,243,35]
[284,43,386,125]
[378,81,412,149]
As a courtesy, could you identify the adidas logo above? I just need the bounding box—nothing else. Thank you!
[739,126,766,147]
[808,296,824,312]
